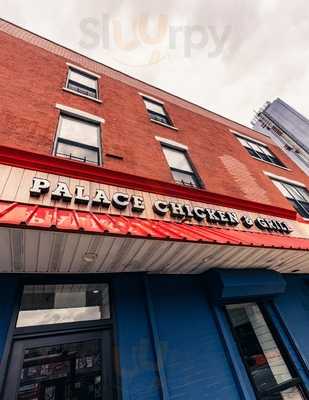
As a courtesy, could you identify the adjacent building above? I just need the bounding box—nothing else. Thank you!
[252,98,309,175]
[1,18,309,400]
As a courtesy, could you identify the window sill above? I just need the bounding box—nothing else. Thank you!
[175,182,202,190]
[251,156,291,171]
[63,87,102,103]
[150,118,179,131]
[55,153,101,167]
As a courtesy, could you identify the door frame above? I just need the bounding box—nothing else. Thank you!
[0,273,120,400]
[3,328,114,400]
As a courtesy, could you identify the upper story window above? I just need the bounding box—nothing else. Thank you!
[236,135,286,168]
[66,66,99,99]
[226,303,305,399]
[272,179,309,218]
[143,97,174,127]
[161,144,201,188]
[55,113,101,165]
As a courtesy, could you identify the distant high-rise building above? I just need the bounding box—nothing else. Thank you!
[252,98,309,175]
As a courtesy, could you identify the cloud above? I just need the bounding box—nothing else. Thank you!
[1,0,309,126]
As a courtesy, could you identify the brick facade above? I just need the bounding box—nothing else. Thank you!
[1,19,309,211]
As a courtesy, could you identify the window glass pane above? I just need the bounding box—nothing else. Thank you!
[284,184,306,201]
[257,152,270,162]
[261,147,274,157]
[68,81,97,98]
[226,303,304,400]
[171,170,198,187]
[288,199,309,219]
[17,340,102,399]
[149,111,170,125]
[59,116,99,147]
[298,201,309,217]
[258,148,285,167]
[287,184,309,202]
[69,69,97,90]
[16,284,110,327]
[273,181,292,199]
[238,137,285,167]
[270,156,285,167]
[246,148,259,158]
[250,142,263,153]
[56,141,99,164]
[162,147,193,172]
[144,99,165,115]
[257,147,273,162]
[299,187,309,202]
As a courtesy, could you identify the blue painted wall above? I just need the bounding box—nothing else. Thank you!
[274,274,309,373]
[1,272,309,400]
[112,275,162,400]
[149,275,242,400]
[0,277,18,363]
[114,274,242,400]
[113,273,309,399]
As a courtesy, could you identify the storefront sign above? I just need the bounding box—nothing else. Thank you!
[30,178,292,234]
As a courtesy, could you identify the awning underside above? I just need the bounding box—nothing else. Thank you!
[0,201,308,274]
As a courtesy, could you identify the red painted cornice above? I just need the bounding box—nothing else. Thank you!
[0,145,297,220]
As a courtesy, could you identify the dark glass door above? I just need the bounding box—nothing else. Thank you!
[3,330,114,400]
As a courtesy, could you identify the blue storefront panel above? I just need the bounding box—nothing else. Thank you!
[0,277,19,361]
[0,272,309,399]
[148,275,241,400]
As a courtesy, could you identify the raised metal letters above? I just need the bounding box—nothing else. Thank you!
[29,179,293,234]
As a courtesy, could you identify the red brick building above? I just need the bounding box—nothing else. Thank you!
[1,19,309,208]
[0,18,309,400]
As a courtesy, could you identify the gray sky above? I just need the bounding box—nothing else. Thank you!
[2,0,309,127]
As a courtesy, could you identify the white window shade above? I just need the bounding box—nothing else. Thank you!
[273,180,292,198]
[250,141,263,153]
[59,115,99,147]
[261,146,273,157]
[69,69,97,90]
[162,147,193,172]
[144,99,165,115]
[237,137,250,147]
[287,185,309,202]
[273,180,309,201]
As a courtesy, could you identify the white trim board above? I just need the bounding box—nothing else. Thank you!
[264,171,306,187]
[62,87,102,103]
[155,136,188,150]
[139,92,164,104]
[56,104,105,124]
[230,129,270,147]
[66,62,101,79]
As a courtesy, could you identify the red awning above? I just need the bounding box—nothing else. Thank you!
[0,201,308,251]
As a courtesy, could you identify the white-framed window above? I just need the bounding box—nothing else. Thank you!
[143,97,174,127]
[55,113,101,165]
[272,179,309,218]
[66,66,99,99]
[236,135,286,168]
[161,144,202,188]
